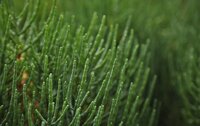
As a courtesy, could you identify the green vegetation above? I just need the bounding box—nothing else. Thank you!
[0,0,199,126]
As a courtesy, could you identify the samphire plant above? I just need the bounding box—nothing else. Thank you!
[0,0,158,125]
[57,1,200,125]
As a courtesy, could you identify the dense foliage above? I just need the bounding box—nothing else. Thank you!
[0,0,200,126]
[0,0,158,126]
